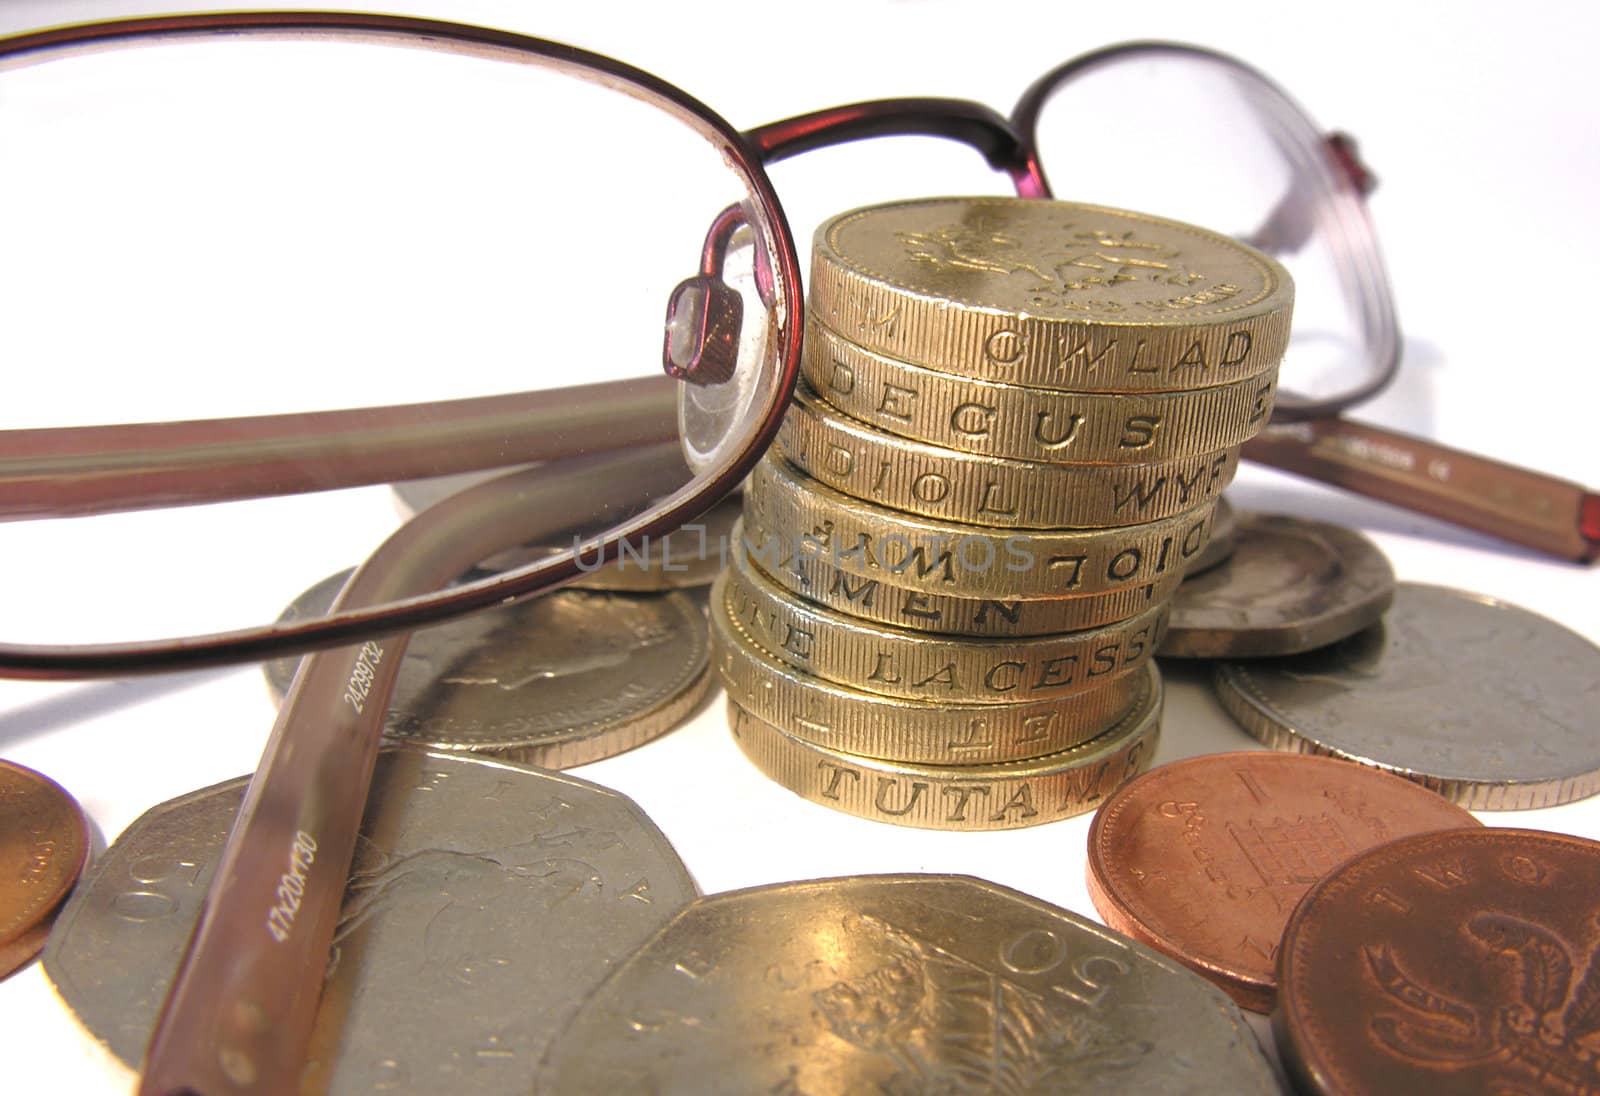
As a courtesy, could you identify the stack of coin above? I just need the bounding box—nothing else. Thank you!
[716,196,1294,830]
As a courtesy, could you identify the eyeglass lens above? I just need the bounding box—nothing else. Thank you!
[0,33,788,648]
[1024,48,1393,412]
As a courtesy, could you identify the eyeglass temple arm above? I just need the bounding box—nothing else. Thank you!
[138,444,690,1096]
[0,376,679,520]
[1245,416,1600,563]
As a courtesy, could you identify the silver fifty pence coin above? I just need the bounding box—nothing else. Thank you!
[537,874,1278,1094]
[1214,582,1600,809]
[41,749,698,1095]
[1158,510,1394,659]
[265,573,711,769]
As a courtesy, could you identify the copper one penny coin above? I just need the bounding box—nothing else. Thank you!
[1086,751,1478,1012]
[0,759,91,978]
[1276,828,1600,1096]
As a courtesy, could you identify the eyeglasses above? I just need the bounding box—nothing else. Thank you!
[2,13,1592,1096]
[0,11,1589,687]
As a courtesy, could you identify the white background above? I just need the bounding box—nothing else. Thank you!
[2,0,1598,1089]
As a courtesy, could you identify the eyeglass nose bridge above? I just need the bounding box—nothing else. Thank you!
[662,97,1050,390]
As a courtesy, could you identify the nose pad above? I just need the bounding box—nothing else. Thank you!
[663,274,744,386]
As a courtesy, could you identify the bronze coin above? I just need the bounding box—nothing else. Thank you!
[1276,828,1600,1095]
[0,759,91,979]
[1086,751,1479,1012]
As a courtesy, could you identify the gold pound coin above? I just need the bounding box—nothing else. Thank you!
[725,662,1162,831]
[721,546,1167,705]
[778,381,1240,529]
[739,514,1184,636]
[804,318,1277,464]
[808,196,1292,393]
[711,583,1144,764]
[744,454,1214,600]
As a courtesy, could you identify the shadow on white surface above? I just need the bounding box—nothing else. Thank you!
[0,669,232,750]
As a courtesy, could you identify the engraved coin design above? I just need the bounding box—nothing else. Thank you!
[42,750,697,1095]
[776,380,1240,529]
[1086,751,1480,1012]
[0,760,90,979]
[719,546,1167,707]
[1157,511,1395,658]
[712,582,1145,765]
[805,319,1278,464]
[1276,829,1600,1096]
[394,475,742,588]
[265,573,711,768]
[746,454,1214,601]
[1183,494,1237,577]
[740,512,1186,637]
[727,665,1161,832]
[1214,583,1600,809]
[808,197,1292,393]
[538,874,1279,1093]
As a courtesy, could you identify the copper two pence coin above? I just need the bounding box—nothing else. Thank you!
[1086,752,1479,1012]
[0,759,91,978]
[1276,828,1600,1095]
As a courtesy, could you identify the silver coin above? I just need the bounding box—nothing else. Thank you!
[41,749,697,1095]
[1182,494,1237,577]
[538,875,1278,1094]
[393,473,740,589]
[1214,582,1600,809]
[1158,511,1394,658]
[265,576,711,768]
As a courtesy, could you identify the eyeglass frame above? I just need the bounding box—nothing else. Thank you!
[0,10,1407,679]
